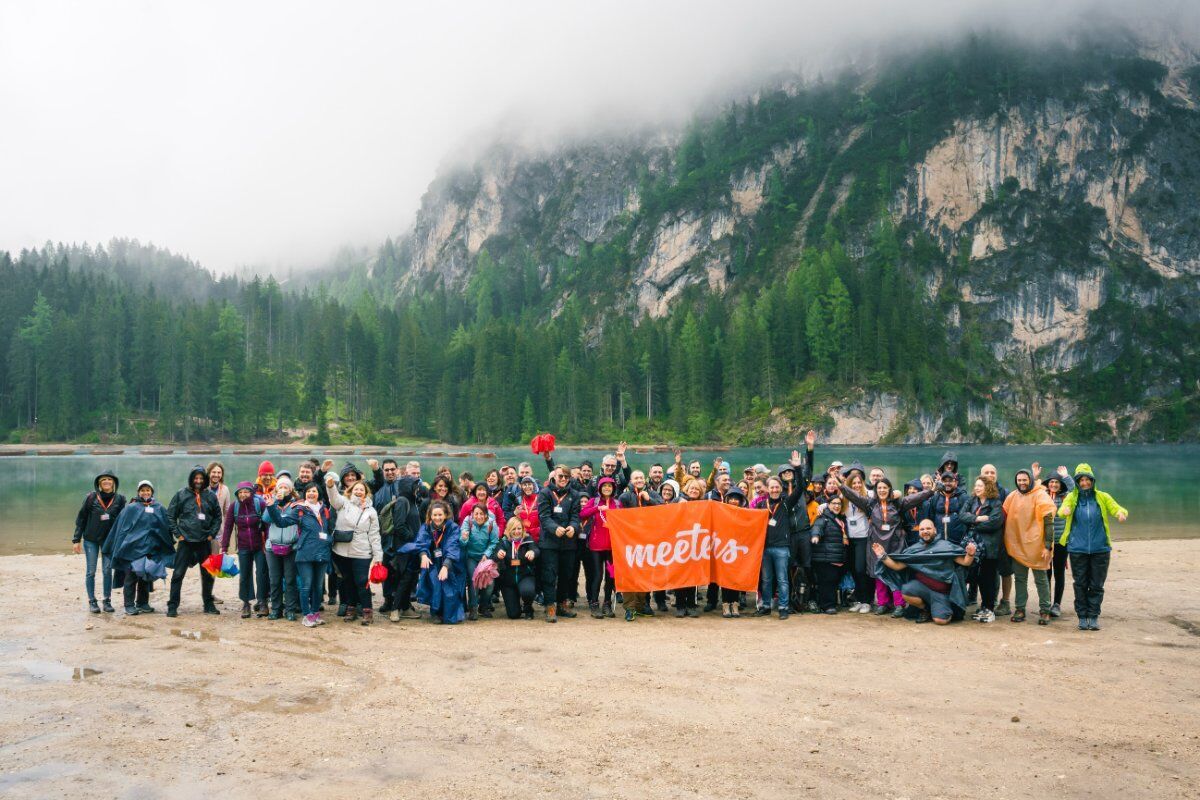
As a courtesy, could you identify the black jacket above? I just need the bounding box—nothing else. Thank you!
[762,473,805,549]
[166,466,222,543]
[73,479,127,545]
[616,487,663,509]
[536,484,581,550]
[810,509,849,564]
[494,534,539,584]
[921,487,971,544]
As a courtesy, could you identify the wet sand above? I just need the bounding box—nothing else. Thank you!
[1,540,1198,799]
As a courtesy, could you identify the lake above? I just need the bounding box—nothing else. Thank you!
[3,444,1196,555]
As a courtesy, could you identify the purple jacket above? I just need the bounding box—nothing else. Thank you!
[221,486,268,553]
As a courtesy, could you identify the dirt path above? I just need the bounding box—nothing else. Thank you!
[1,540,1198,799]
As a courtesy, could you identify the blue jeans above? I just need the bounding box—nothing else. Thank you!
[295,560,326,616]
[758,546,790,610]
[83,539,112,601]
[264,548,299,614]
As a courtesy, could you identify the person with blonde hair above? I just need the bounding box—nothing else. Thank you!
[326,474,382,624]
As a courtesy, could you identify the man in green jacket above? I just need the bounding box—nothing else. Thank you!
[1057,463,1128,631]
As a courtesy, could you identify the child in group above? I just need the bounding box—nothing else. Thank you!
[494,517,539,620]
[460,502,500,620]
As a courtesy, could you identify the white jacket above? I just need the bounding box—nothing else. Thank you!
[328,488,382,561]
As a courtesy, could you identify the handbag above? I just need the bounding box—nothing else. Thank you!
[270,543,293,556]
[332,530,353,543]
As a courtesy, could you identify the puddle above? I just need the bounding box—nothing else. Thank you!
[170,629,222,642]
[245,689,331,715]
[9,660,102,682]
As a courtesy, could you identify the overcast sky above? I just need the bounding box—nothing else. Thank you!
[0,1,1194,273]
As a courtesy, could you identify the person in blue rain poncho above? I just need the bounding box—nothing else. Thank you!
[399,499,466,624]
[873,517,977,624]
[105,480,174,616]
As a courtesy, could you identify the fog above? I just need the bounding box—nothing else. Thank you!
[0,0,1195,273]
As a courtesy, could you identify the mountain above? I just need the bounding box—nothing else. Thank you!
[342,30,1200,444]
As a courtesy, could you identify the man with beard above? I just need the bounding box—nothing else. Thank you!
[874,519,978,624]
[1002,468,1057,625]
[166,465,223,617]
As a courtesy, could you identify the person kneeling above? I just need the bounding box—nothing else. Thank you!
[873,519,976,625]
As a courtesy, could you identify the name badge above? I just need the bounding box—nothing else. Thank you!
[768,518,777,527]
[100,513,110,521]
[318,532,328,540]
[942,515,951,524]
[880,524,890,531]
[510,558,520,567]
[144,506,155,514]
[554,505,563,514]
[197,513,206,521]
[433,549,443,559]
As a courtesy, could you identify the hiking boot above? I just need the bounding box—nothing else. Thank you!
[806,600,820,613]
[915,610,932,623]
[874,604,892,616]
[675,607,687,618]
[1011,608,1026,623]
[703,602,718,613]
[1088,617,1101,631]
[467,609,478,621]
[1049,603,1062,618]
[88,599,101,614]
[722,603,733,618]
[268,610,281,620]
[523,609,534,620]
[480,609,493,618]
[557,602,577,619]
[686,607,701,618]
[655,598,668,612]
[603,603,615,618]
[546,605,557,623]
[730,603,740,618]
[241,603,251,619]
[336,603,348,617]
[255,603,268,617]
[778,609,790,620]
[590,603,604,619]
[102,599,115,613]
[166,606,178,618]
[1078,617,1090,631]
[389,609,401,623]
[1038,611,1051,626]
[996,600,1012,616]
[360,608,373,626]
[345,606,359,622]
[125,606,139,615]
[285,611,298,621]
[625,608,637,622]
[203,604,220,615]
[892,607,906,618]
[641,605,655,617]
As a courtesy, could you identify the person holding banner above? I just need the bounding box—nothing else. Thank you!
[537,467,582,623]
[755,451,807,619]
[616,471,664,620]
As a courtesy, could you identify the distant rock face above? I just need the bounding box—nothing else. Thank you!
[381,43,1200,442]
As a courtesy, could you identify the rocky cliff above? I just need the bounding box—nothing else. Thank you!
[367,34,1200,443]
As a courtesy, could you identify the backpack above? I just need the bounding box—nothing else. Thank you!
[232,495,265,521]
[377,497,398,536]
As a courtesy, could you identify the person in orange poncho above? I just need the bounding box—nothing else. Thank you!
[1001,469,1057,625]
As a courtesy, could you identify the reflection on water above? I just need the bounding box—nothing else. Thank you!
[1,444,1197,554]
[7,660,103,682]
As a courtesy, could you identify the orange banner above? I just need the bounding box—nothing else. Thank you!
[608,500,768,593]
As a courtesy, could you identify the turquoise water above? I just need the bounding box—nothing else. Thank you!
[2,444,1196,554]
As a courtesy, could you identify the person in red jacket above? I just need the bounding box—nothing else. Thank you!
[580,477,622,619]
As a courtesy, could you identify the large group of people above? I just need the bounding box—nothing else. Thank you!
[73,437,1128,632]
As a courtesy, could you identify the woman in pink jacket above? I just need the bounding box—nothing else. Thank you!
[580,477,622,619]
[458,482,506,530]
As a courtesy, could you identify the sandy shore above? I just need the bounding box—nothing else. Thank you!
[1,540,1198,799]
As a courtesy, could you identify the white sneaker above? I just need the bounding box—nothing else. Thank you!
[971,609,985,621]
[979,610,996,623]
[849,602,863,612]
[857,603,871,614]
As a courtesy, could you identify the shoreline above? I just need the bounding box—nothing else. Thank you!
[0,539,1197,799]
